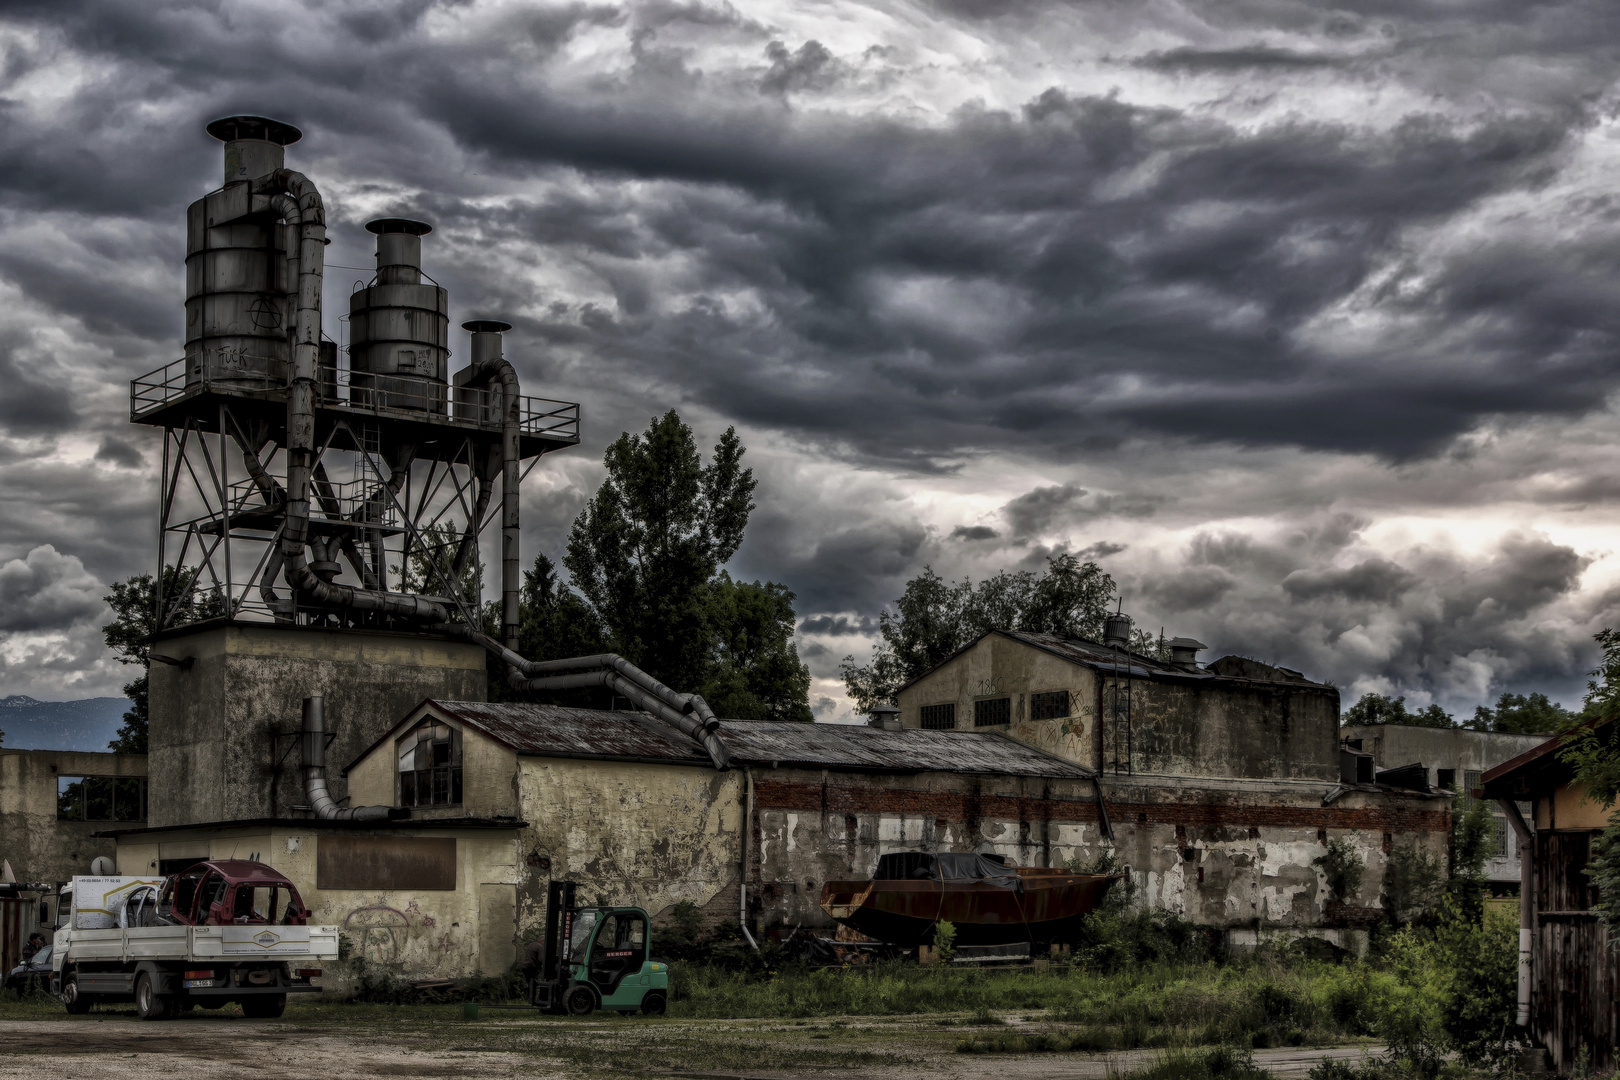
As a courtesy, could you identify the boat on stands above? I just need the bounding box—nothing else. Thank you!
[819,851,1123,947]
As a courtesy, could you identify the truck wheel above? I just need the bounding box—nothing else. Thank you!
[241,994,287,1019]
[60,977,92,1016]
[135,973,171,1021]
[640,991,667,1016]
[563,984,596,1017]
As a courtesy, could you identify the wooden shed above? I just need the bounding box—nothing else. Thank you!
[1480,726,1617,1073]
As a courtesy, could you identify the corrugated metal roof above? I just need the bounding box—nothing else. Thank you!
[1003,631,1196,679]
[427,701,1093,779]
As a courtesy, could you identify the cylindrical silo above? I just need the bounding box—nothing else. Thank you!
[184,116,303,389]
[348,219,449,413]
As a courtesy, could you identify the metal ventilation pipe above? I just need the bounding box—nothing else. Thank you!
[461,320,521,652]
[301,696,407,821]
[207,114,299,186]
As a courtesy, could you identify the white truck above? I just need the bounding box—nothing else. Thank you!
[49,863,339,1020]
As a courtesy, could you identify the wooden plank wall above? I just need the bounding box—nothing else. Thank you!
[1534,830,1615,1072]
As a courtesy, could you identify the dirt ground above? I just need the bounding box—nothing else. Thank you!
[0,1008,1385,1080]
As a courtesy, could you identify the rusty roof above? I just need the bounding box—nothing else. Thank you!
[410,700,1094,779]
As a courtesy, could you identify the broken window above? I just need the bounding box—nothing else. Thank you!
[57,776,148,822]
[974,697,1011,726]
[1030,691,1070,720]
[397,719,463,808]
[1437,768,1456,791]
[919,703,956,729]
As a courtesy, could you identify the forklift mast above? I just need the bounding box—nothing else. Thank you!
[541,879,577,985]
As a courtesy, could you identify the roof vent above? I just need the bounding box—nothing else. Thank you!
[867,704,902,732]
[1168,637,1206,671]
[1103,613,1132,649]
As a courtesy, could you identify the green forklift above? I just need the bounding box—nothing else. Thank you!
[531,880,668,1016]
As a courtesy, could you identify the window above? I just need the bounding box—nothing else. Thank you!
[1437,768,1456,791]
[397,719,462,807]
[974,697,1011,727]
[920,703,956,730]
[1493,816,1509,860]
[1030,691,1070,720]
[1463,770,1482,810]
[57,776,147,822]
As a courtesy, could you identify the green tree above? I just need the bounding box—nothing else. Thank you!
[840,554,1119,712]
[565,411,755,690]
[1466,691,1572,734]
[102,566,221,754]
[558,411,809,720]
[394,520,482,607]
[1343,692,1454,729]
[1446,788,1495,923]
[1558,628,1620,931]
[701,573,813,723]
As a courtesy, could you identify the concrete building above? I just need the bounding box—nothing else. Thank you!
[146,623,487,826]
[894,631,1451,946]
[1341,723,1547,891]
[106,646,1452,980]
[0,748,149,883]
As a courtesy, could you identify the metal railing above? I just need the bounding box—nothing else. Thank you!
[132,352,579,442]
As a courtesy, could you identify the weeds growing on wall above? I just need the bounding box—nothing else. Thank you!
[1314,837,1366,902]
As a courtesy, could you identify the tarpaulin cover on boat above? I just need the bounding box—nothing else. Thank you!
[873,852,1021,889]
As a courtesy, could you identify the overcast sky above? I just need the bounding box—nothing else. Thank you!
[3,0,1620,722]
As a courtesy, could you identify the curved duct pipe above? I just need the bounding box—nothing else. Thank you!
[445,625,730,770]
[301,695,407,821]
[258,175,447,624]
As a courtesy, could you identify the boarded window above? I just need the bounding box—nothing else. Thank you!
[974,697,1011,727]
[317,836,457,891]
[1030,691,1070,720]
[919,704,956,730]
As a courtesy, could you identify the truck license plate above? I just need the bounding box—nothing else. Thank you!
[185,979,218,988]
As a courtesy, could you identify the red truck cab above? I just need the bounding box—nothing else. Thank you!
[160,860,309,927]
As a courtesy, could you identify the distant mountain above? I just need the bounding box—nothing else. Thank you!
[0,695,132,752]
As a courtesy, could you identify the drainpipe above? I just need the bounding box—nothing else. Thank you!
[739,766,758,951]
[258,175,447,624]
[301,696,407,821]
[1498,797,1534,1028]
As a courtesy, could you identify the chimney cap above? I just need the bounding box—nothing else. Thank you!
[206,115,302,146]
[463,320,513,334]
[366,217,433,236]
[1167,637,1207,651]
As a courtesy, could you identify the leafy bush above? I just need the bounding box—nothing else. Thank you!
[1314,837,1366,901]
[1382,844,1442,925]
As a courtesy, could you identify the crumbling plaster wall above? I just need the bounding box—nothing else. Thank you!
[0,750,146,882]
[748,768,1449,938]
[899,636,1100,767]
[1123,679,1339,781]
[148,624,486,827]
[116,825,523,983]
[515,757,745,936]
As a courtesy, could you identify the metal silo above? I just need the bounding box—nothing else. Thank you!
[184,116,303,389]
[347,218,449,413]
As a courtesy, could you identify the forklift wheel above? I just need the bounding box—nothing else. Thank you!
[563,985,596,1017]
[640,991,666,1016]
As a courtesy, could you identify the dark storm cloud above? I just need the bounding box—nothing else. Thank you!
[1283,558,1417,603]
[798,614,879,635]
[0,545,105,632]
[0,335,78,434]
[1136,45,1350,72]
[1003,483,1165,538]
[93,437,143,469]
[951,525,999,541]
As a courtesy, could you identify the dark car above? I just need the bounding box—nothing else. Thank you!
[5,946,52,994]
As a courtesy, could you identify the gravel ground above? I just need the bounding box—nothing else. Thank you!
[0,1014,1385,1080]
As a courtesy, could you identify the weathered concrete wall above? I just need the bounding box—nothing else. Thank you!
[0,750,148,882]
[897,635,1339,780]
[148,624,486,827]
[1343,723,1546,885]
[515,757,744,933]
[116,823,524,983]
[899,636,1100,766]
[749,767,1449,941]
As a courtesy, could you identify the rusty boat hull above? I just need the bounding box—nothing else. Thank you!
[819,866,1123,947]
